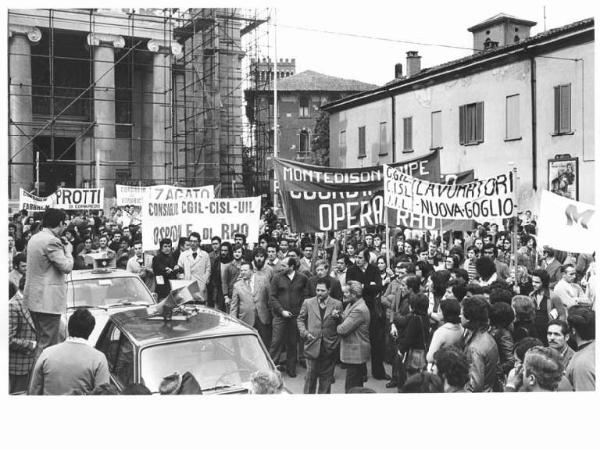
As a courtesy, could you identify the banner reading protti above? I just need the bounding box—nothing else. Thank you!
[384,165,515,220]
[53,188,104,210]
[141,196,261,250]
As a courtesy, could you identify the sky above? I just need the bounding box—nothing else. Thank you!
[270,0,597,86]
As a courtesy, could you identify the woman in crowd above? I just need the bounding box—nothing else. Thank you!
[426,298,463,366]
[376,256,393,290]
[512,295,539,342]
[489,302,515,388]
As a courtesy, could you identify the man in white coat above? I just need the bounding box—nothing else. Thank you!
[178,232,211,303]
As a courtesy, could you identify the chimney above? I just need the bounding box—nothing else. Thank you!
[394,63,403,79]
[406,51,421,77]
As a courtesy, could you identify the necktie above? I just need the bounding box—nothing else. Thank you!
[192,252,197,259]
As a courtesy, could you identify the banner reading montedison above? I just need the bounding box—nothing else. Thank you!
[274,151,441,232]
[384,164,515,220]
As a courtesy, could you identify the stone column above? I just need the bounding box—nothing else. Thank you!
[87,33,125,198]
[147,39,183,183]
[8,25,42,199]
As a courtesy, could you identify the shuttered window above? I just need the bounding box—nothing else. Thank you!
[554,84,571,134]
[505,94,520,140]
[403,117,413,152]
[431,111,442,149]
[379,122,388,155]
[339,130,347,161]
[459,102,484,145]
[358,126,366,158]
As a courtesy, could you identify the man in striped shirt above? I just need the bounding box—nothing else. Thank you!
[462,245,479,281]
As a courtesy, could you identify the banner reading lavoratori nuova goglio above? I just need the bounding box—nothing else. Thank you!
[384,164,515,220]
[274,151,441,232]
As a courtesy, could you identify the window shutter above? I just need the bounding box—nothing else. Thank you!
[431,111,441,148]
[459,105,466,145]
[358,126,366,157]
[403,117,412,151]
[554,86,560,134]
[475,102,484,142]
[506,95,520,139]
[560,84,571,133]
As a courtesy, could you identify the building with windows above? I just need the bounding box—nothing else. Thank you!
[245,69,376,197]
[322,15,594,211]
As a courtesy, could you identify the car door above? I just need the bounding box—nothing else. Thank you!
[96,322,135,391]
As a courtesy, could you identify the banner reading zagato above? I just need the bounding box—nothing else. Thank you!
[384,164,515,220]
[116,184,215,207]
[274,152,441,232]
[141,195,261,250]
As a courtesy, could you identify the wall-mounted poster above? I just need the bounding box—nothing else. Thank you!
[548,157,578,200]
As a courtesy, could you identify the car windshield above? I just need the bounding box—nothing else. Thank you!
[67,277,154,309]
[141,334,272,393]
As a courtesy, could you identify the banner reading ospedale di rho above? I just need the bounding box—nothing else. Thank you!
[274,151,441,232]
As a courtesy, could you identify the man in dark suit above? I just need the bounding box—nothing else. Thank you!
[269,257,309,377]
[336,280,371,393]
[297,277,343,394]
[23,208,73,354]
[231,262,272,349]
[9,290,37,393]
[346,249,388,380]
[482,243,510,281]
[307,259,343,301]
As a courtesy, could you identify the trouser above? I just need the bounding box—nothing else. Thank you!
[369,318,386,378]
[254,316,272,351]
[30,312,62,356]
[345,363,366,393]
[270,316,298,374]
[9,374,30,394]
[304,352,336,394]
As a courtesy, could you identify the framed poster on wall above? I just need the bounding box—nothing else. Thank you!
[548,156,578,200]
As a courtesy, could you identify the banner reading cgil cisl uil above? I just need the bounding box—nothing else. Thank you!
[141,190,262,250]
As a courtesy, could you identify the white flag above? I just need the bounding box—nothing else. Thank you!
[538,190,596,254]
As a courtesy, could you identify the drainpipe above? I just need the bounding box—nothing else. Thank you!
[530,55,537,190]
[391,95,396,163]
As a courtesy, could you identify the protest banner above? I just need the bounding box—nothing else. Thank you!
[19,189,56,212]
[54,188,104,210]
[115,185,148,206]
[274,151,441,232]
[538,190,596,254]
[141,196,261,250]
[384,165,515,220]
[144,184,214,203]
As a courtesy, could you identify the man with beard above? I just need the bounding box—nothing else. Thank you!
[564,305,595,391]
[252,247,273,283]
[529,269,566,344]
[209,236,222,266]
[152,238,181,300]
[269,257,309,377]
[346,249,388,381]
[210,241,233,310]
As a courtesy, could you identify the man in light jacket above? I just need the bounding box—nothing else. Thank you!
[178,232,211,304]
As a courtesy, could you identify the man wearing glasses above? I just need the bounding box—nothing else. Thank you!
[178,232,211,304]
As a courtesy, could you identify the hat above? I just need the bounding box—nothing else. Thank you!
[159,372,182,395]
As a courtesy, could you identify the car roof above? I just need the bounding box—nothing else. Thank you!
[68,268,138,281]
[108,307,258,346]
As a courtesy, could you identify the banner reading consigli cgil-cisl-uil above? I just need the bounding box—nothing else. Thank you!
[141,193,261,250]
[19,187,104,211]
[384,164,515,220]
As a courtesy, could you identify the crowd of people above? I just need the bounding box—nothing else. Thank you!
[8,204,596,394]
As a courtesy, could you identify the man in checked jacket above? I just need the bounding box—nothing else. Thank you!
[9,288,38,393]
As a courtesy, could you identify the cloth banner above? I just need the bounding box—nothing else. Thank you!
[538,190,596,254]
[141,196,261,250]
[274,151,441,232]
[115,185,148,206]
[54,188,104,210]
[116,184,215,207]
[19,189,55,212]
[384,165,515,220]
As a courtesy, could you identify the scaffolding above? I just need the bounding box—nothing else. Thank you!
[7,8,268,200]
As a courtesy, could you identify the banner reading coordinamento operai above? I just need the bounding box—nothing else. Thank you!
[141,196,261,250]
[384,164,515,220]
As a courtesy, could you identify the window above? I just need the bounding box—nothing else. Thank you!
[339,130,347,161]
[403,117,413,152]
[459,102,484,145]
[505,94,520,140]
[358,126,366,158]
[554,84,571,134]
[298,129,310,158]
[299,96,310,118]
[431,111,442,149]
[379,122,388,155]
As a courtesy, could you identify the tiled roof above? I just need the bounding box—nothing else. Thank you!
[467,13,537,31]
[323,17,593,111]
[273,70,378,92]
